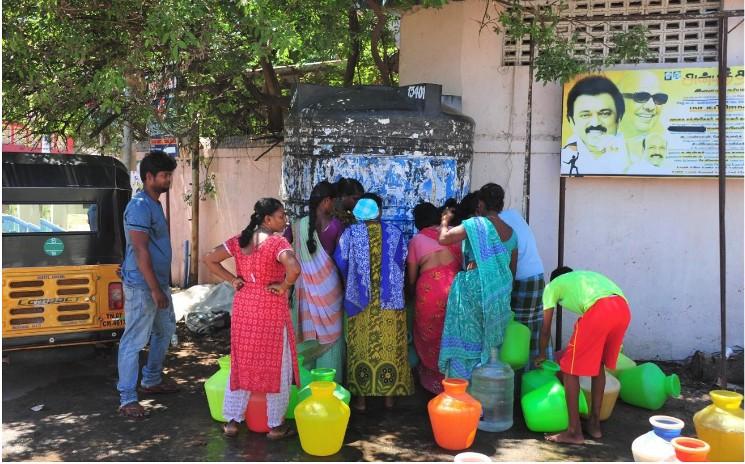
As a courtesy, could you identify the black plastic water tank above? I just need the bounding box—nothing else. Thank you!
[282,83,474,238]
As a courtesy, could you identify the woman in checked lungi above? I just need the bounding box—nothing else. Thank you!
[497,194,554,371]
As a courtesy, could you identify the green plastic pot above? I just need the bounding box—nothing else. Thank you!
[521,380,590,432]
[285,354,313,419]
[204,355,231,422]
[297,368,351,404]
[521,360,561,397]
[297,354,312,388]
[285,385,300,419]
[500,312,531,370]
[618,362,681,410]
[607,351,637,377]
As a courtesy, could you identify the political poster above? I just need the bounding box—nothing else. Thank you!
[560,66,744,177]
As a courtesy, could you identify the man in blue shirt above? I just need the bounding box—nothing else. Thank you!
[118,150,178,418]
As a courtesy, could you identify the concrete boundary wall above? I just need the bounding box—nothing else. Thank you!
[399,0,744,360]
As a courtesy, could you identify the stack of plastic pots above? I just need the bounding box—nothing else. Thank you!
[630,415,684,462]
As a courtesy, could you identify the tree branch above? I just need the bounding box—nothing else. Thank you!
[366,0,391,86]
[88,112,120,140]
[260,56,284,132]
[344,7,362,87]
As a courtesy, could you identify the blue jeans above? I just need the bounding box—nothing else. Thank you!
[117,285,176,407]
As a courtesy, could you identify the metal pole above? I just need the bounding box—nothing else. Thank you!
[166,189,172,286]
[183,240,190,288]
[556,176,566,351]
[522,39,535,223]
[189,137,200,286]
[716,16,728,388]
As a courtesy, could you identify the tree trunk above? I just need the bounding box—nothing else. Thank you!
[343,7,361,87]
[366,0,391,86]
[188,136,200,286]
[260,56,284,132]
[122,121,134,169]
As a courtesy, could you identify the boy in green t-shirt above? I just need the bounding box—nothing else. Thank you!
[535,266,631,445]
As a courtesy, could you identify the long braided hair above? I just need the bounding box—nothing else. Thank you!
[306,181,336,254]
[238,197,284,248]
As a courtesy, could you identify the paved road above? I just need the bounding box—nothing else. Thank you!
[2,328,712,462]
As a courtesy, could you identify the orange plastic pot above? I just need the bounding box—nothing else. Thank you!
[428,378,482,450]
[246,392,270,433]
[671,437,710,462]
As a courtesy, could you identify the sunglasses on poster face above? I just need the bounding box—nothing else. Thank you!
[623,92,669,105]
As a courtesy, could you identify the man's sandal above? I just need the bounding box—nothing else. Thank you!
[139,381,180,394]
[119,402,149,419]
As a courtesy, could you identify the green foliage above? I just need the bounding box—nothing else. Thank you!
[3,0,650,157]
[2,0,387,152]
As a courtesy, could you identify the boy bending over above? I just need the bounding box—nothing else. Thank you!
[535,267,631,444]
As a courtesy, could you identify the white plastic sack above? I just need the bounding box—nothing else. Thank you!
[172,282,235,322]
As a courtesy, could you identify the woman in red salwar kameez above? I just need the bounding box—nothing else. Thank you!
[407,202,462,394]
[203,198,301,439]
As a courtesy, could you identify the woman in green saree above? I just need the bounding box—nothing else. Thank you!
[437,183,517,380]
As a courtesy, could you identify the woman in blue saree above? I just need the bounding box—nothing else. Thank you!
[334,193,413,412]
[437,183,517,380]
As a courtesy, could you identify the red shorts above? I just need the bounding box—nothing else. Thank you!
[559,295,631,376]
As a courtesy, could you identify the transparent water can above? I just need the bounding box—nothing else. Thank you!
[469,347,514,432]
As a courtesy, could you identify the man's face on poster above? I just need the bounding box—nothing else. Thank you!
[621,73,667,135]
[570,93,619,155]
[644,133,667,167]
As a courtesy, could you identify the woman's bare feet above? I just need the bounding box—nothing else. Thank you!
[545,430,585,445]
[267,422,297,440]
[584,418,602,439]
[351,396,366,413]
[223,420,239,437]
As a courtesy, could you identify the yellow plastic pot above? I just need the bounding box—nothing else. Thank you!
[692,390,744,462]
[295,381,350,456]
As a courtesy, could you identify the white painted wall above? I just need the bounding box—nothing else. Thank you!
[400,0,744,360]
[137,143,283,287]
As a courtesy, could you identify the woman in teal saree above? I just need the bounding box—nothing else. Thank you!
[437,184,517,380]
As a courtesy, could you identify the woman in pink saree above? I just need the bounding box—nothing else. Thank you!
[406,202,462,394]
